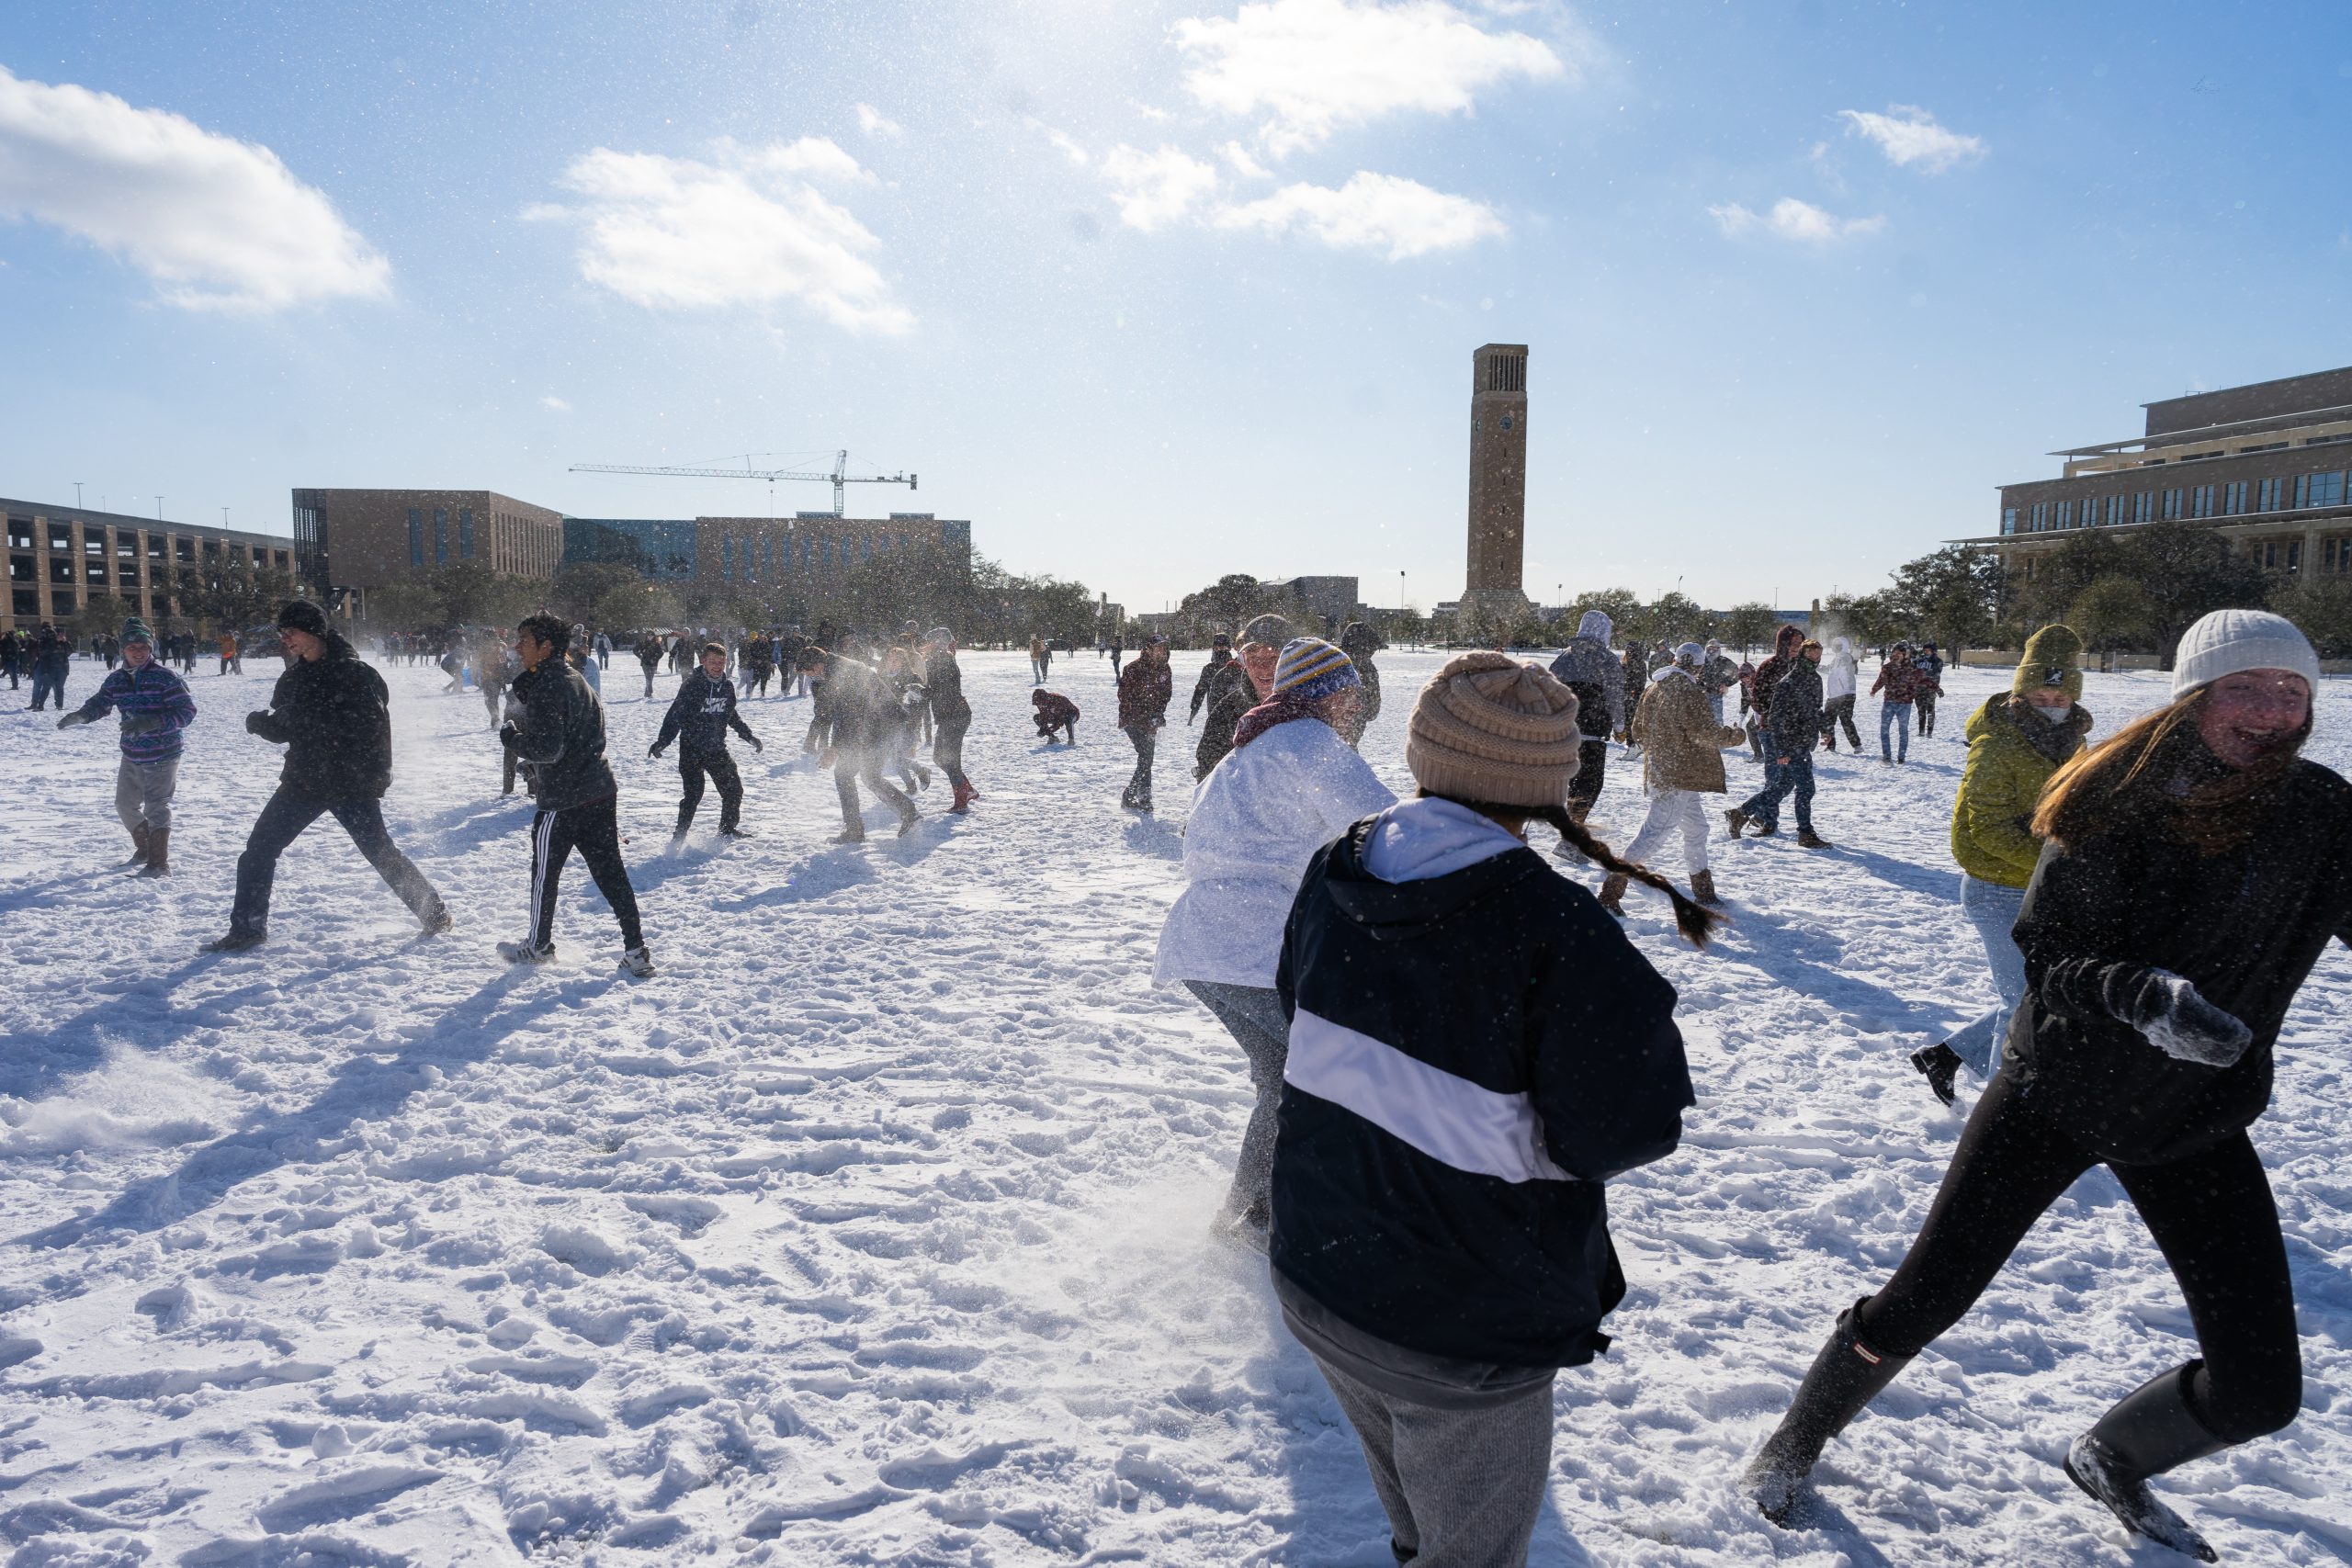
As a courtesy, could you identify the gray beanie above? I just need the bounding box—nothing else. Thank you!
[2171,609,2320,698]
[1240,614,1293,649]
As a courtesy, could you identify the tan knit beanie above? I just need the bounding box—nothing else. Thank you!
[1405,651,1583,808]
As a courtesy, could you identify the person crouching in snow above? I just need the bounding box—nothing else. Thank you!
[1270,651,1705,1568]
[650,641,761,841]
[1032,688,1079,745]
[1744,608,2349,1561]
[57,617,197,875]
[1609,642,1748,913]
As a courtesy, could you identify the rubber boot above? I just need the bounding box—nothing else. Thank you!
[140,826,170,878]
[1746,1302,1915,1526]
[2064,1365,2226,1562]
[948,780,973,815]
[1597,872,1628,915]
[1690,868,1721,907]
[124,821,153,867]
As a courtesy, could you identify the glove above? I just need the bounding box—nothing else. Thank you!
[498,722,518,748]
[119,711,162,737]
[648,743,664,759]
[245,711,269,736]
[2123,969,2253,1068]
[56,713,85,729]
[750,737,763,753]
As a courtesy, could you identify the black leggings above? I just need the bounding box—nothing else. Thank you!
[1858,1071,2300,1444]
[529,794,644,950]
[1566,738,1608,816]
[933,716,970,791]
[675,751,742,831]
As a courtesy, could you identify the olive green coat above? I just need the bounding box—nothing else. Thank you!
[1951,694,2092,887]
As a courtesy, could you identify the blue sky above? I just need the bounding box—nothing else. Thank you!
[2,1,2346,615]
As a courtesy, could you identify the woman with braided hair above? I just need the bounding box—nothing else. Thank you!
[1268,651,1708,1568]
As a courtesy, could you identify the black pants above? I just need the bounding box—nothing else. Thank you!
[1566,737,1608,816]
[1122,725,1158,807]
[529,793,644,950]
[675,750,743,832]
[639,663,658,698]
[746,664,771,697]
[933,716,971,791]
[1858,1071,2300,1446]
[1916,690,1939,736]
[1037,718,1076,745]
[231,788,446,938]
[502,737,518,795]
[1819,694,1860,750]
[833,749,915,836]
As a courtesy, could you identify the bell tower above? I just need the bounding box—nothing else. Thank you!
[1462,343,1532,629]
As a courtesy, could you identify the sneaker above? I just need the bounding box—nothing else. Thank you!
[497,938,556,964]
[1797,829,1833,849]
[619,944,656,978]
[1910,1043,1963,1108]
[718,824,750,838]
[421,908,455,936]
[201,930,266,953]
[897,814,919,838]
[833,828,865,843]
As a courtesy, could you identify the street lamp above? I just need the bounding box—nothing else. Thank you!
[74,481,83,511]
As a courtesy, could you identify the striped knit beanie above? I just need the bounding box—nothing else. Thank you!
[1406,651,1583,808]
[1272,637,1359,701]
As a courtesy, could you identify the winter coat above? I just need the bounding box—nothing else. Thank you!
[925,649,971,728]
[72,661,198,762]
[634,637,663,671]
[1155,716,1396,989]
[1116,657,1173,730]
[1548,613,1626,739]
[1871,661,1939,705]
[506,658,618,811]
[1820,637,1859,702]
[2010,757,2352,1165]
[1032,690,1080,728]
[1699,653,1739,698]
[33,631,70,677]
[1194,659,1261,777]
[247,634,394,799]
[1764,658,1824,754]
[1271,797,1693,1369]
[1747,625,1806,725]
[655,669,755,759]
[810,658,898,751]
[1189,649,1233,720]
[1629,669,1746,795]
[1951,694,2092,888]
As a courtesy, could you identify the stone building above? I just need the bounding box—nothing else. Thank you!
[4,497,296,633]
[1461,343,1532,625]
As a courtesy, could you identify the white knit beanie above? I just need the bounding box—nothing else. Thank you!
[2170,609,2322,698]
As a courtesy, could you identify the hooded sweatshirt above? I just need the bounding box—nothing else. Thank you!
[1270,798,1693,1368]
[1546,611,1626,738]
[1820,637,1859,702]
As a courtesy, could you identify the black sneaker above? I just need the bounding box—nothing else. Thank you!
[201,930,266,953]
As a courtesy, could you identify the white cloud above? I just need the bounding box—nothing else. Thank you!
[1100,144,1220,231]
[535,141,912,333]
[1173,0,1569,155]
[540,395,572,412]
[1219,140,1271,179]
[1026,119,1091,166]
[0,66,389,311]
[1838,105,1984,172]
[1216,170,1504,258]
[854,103,903,140]
[1709,197,1883,243]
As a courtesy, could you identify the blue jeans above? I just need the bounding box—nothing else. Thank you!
[1880,700,1913,761]
[1735,751,1814,834]
[1945,874,2027,1077]
[1707,692,1725,725]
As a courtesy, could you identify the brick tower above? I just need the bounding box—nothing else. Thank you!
[1461,343,1532,629]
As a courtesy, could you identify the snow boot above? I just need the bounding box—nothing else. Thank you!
[1747,1301,1915,1527]
[202,929,266,953]
[1724,808,1751,840]
[420,906,453,935]
[718,823,750,838]
[2064,1365,2224,1562]
[498,938,556,964]
[140,827,171,878]
[1798,829,1833,849]
[1690,869,1721,908]
[1910,1043,1963,1108]
[620,944,657,978]
[1597,873,1628,916]
[123,821,153,867]
[947,781,973,815]
[833,827,865,844]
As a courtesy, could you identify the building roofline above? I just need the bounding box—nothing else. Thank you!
[1,496,292,547]
[2143,366,2352,411]
[2051,401,2352,457]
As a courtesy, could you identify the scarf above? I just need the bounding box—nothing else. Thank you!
[1231,691,1322,751]
[2009,694,2091,766]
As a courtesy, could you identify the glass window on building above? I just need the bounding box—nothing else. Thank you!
[2163,489,2183,519]
[2297,471,2346,509]
[2056,500,2075,529]
[2258,477,2284,512]
[409,508,423,566]
[2223,481,2246,515]
[2001,507,2018,535]
[434,509,448,565]
[459,507,473,558]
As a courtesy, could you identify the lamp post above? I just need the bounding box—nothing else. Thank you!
[74,481,83,511]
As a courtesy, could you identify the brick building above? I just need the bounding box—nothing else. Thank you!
[4,497,297,634]
[1968,367,2352,581]
[291,489,565,594]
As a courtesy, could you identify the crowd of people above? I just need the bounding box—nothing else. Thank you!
[23,591,2348,1564]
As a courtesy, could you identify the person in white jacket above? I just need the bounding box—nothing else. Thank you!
[1817,634,1861,752]
[1154,637,1396,1247]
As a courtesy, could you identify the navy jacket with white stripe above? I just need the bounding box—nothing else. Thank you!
[1272,819,1693,1370]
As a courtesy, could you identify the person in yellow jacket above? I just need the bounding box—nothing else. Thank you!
[1911,625,2093,1105]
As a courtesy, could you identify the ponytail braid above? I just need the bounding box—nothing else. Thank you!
[1425,792,1725,949]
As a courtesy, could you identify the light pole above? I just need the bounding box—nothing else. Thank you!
[74,481,83,511]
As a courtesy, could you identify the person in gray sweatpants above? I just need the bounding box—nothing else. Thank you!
[57,617,198,874]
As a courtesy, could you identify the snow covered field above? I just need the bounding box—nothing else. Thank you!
[3,648,2349,1567]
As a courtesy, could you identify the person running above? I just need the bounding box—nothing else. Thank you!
[498,615,653,975]
[650,641,762,841]
[877,644,933,795]
[1910,626,2093,1108]
[1194,615,1289,779]
[1726,637,1831,848]
[805,647,919,841]
[1871,642,1939,764]
[55,617,197,875]
[1818,635,1861,752]
[1547,610,1626,836]
[741,630,775,698]
[922,627,977,814]
[1745,609,2344,1560]
[1116,634,1173,811]
[1032,688,1079,745]
[203,602,451,953]
[1338,620,1385,740]
[1743,625,1804,763]
[1609,642,1748,912]
[1154,636,1393,1247]
[1270,651,1705,1568]
[1618,643,1647,744]
[1915,640,1947,736]
[633,632,663,700]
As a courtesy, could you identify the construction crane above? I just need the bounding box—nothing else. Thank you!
[568,450,916,518]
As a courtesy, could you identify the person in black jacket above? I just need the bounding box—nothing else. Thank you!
[1186,634,1232,725]
[650,642,761,840]
[28,624,72,711]
[1745,610,2348,1559]
[498,615,653,975]
[1726,637,1831,848]
[1195,615,1287,780]
[922,627,977,814]
[1272,652,1708,1568]
[203,602,450,952]
[801,647,917,841]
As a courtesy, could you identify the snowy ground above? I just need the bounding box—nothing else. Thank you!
[2,647,2349,1568]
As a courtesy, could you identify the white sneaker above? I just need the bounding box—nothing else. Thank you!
[498,938,555,964]
[619,944,656,978]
